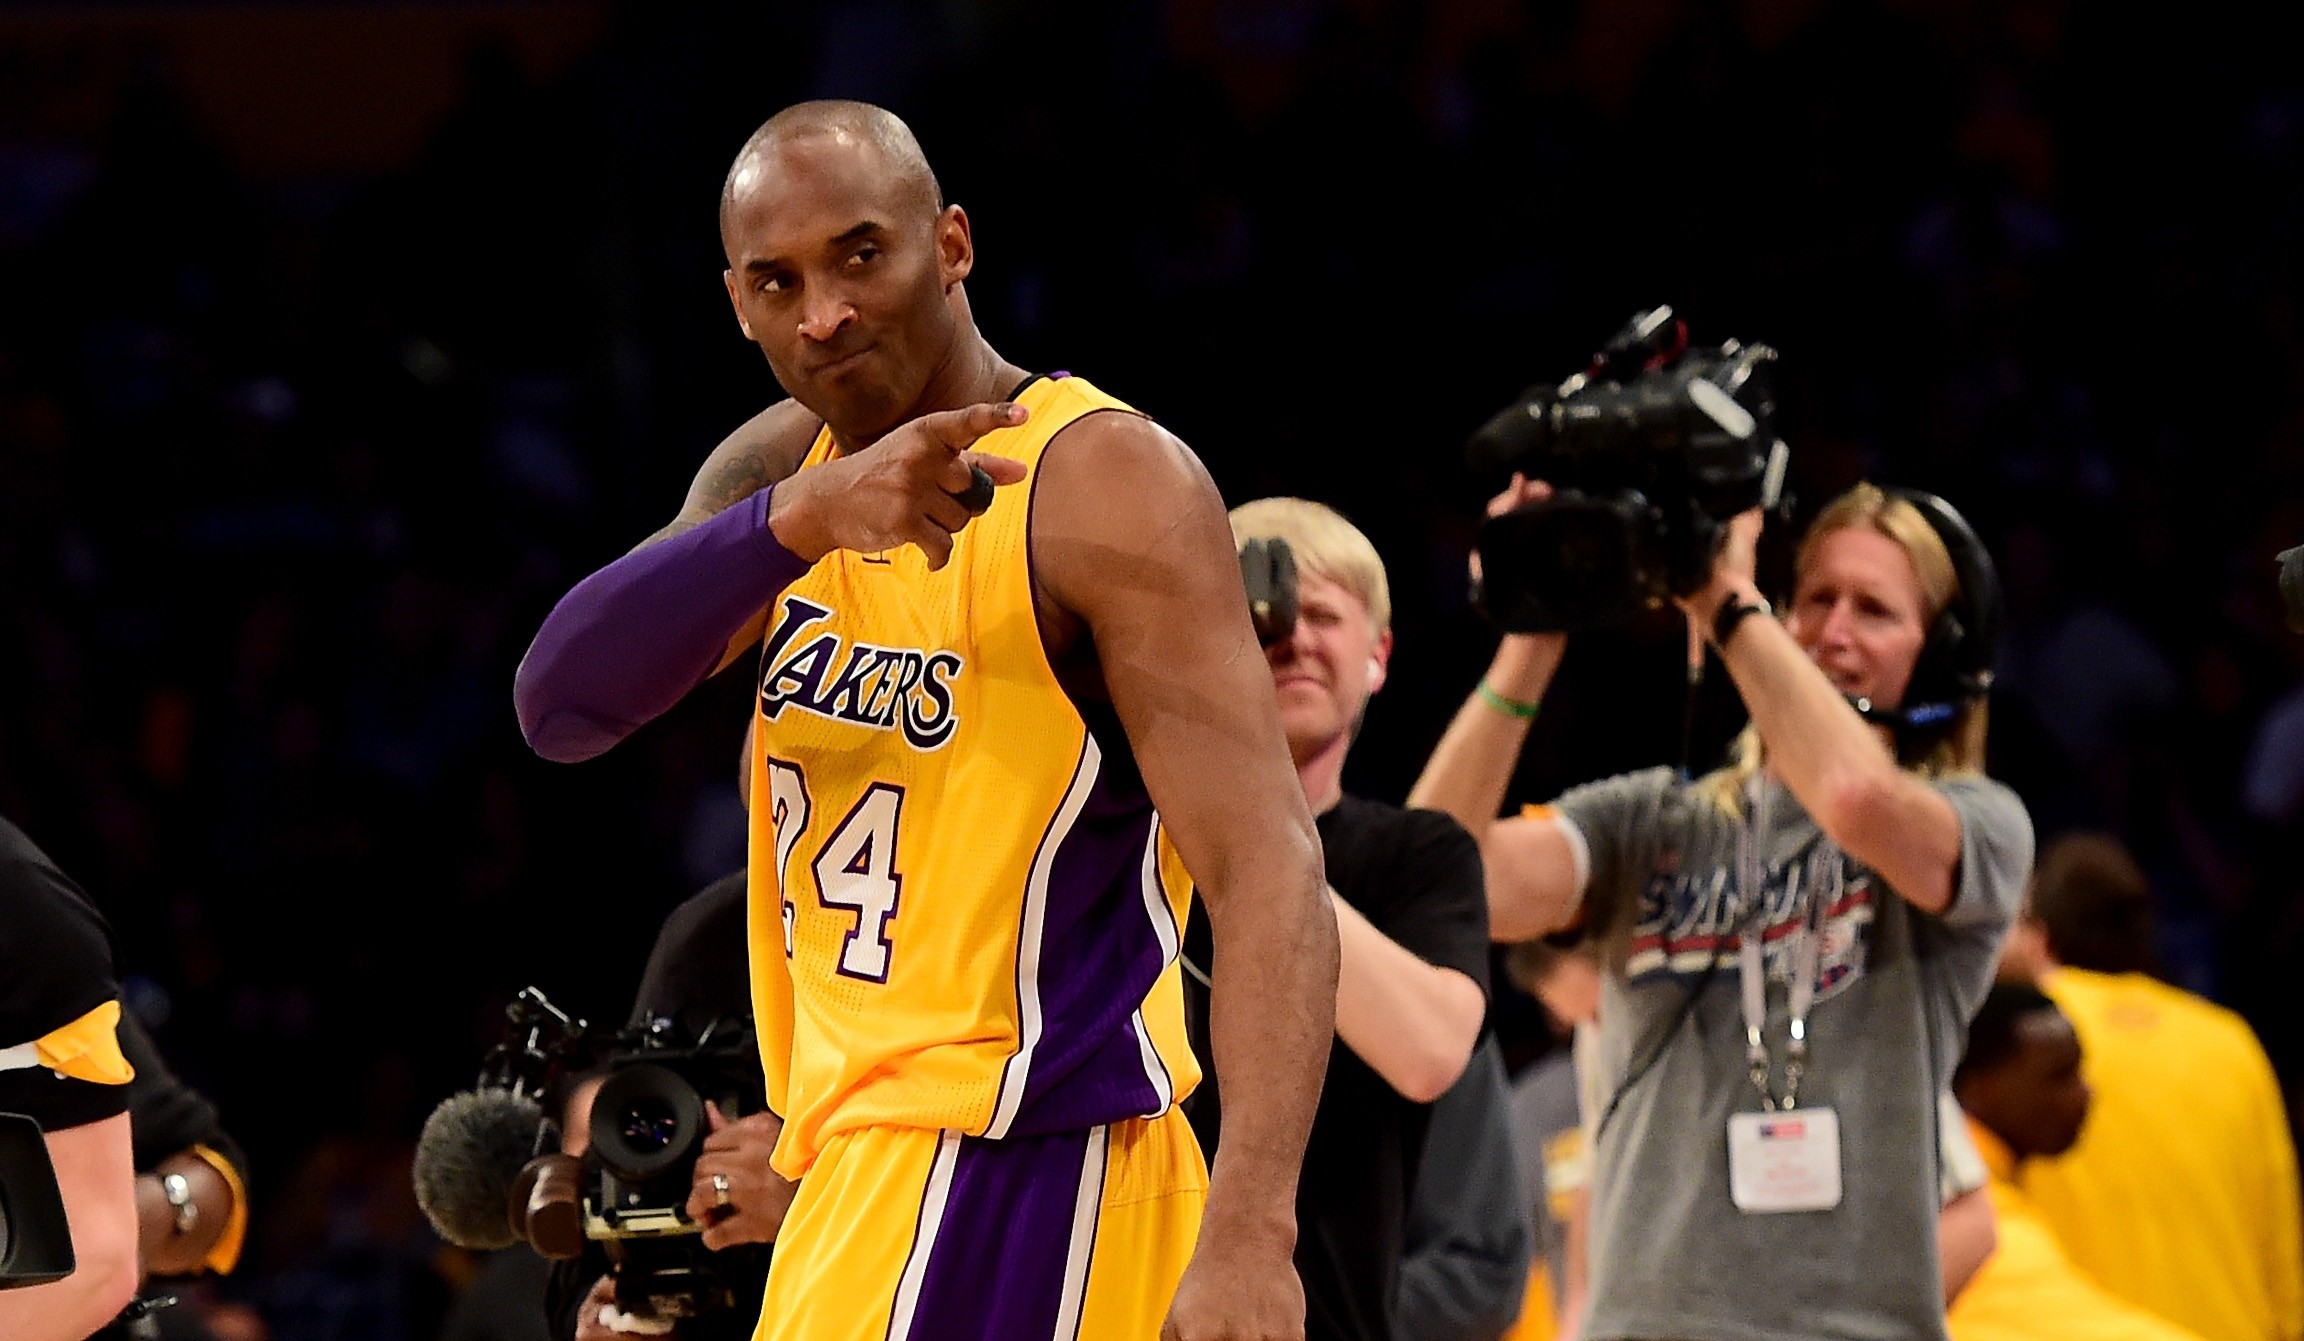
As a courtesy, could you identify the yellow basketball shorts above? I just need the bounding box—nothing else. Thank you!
[757,1107,1207,1341]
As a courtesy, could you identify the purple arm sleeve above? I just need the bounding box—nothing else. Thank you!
[514,486,812,763]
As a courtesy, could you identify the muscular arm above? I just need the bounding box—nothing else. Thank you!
[0,1112,139,1341]
[1032,414,1336,1269]
[512,403,820,762]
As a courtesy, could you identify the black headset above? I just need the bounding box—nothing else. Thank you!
[1847,487,2004,748]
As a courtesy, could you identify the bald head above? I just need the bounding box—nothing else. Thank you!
[715,100,985,444]
[721,101,943,245]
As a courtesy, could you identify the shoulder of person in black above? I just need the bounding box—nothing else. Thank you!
[1316,795,1492,998]
[1188,792,1492,1161]
[1180,797,1492,1001]
[629,868,755,1041]
[0,815,131,1131]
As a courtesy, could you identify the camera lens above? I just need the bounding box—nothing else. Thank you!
[620,1095,680,1152]
[589,1063,707,1182]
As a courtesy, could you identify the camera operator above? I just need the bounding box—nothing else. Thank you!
[1410,478,2034,1340]
[421,865,784,1341]
[548,866,787,1341]
[1184,499,1491,1341]
[1,814,141,1341]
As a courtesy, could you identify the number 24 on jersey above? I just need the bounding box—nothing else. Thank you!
[764,759,906,982]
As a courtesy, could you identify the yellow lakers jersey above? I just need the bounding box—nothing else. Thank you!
[747,373,1201,1177]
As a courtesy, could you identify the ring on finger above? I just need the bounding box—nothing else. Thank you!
[711,1172,732,1208]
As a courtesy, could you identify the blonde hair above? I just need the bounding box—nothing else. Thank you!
[1228,497,1391,636]
[1695,482,1990,815]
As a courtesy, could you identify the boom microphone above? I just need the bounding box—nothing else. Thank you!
[413,1087,546,1250]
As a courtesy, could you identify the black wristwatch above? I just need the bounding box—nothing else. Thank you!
[1712,591,1772,649]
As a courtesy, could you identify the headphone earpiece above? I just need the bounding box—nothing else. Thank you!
[1877,486,2004,740]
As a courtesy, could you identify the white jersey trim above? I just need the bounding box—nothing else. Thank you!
[986,732,1104,1139]
[1130,818,1182,1116]
[885,1130,963,1341]
[1050,1125,1110,1341]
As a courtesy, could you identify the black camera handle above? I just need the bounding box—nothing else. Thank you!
[480,986,593,1101]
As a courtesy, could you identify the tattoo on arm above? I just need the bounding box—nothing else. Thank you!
[690,449,779,518]
[632,413,814,554]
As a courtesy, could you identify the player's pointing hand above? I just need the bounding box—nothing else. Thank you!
[769,401,1030,570]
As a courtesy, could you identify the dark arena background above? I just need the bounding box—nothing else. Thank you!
[3,3,2302,1338]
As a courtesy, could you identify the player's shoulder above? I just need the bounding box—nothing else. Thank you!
[1035,371,1145,419]
[1030,386,1214,532]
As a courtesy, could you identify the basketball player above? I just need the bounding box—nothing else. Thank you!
[514,102,1336,1341]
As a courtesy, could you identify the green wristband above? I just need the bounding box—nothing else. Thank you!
[1477,679,1542,721]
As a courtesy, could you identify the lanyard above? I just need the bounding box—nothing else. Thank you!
[1735,784,1832,1111]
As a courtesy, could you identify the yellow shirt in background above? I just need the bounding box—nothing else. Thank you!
[1499,1264,1558,1341]
[2021,968,2303,1341]
[1950,1119,2211,1341]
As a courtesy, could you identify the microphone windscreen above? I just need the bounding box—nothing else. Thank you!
[413,1088,544,1250]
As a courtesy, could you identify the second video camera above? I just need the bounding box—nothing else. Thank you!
[414,987,764,1325]
[1466,306,1787,632]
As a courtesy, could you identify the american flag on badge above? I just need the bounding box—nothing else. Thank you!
[1760,1120,1806,1139]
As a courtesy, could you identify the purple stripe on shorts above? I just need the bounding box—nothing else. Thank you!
[903,1127,1097,1340]
[1010,767,1172,1134]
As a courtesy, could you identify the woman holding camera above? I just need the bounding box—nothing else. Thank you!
[1411,478,2033,1341]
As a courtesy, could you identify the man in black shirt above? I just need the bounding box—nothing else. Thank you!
[1,815,142,1340]
[1184,499,1492,1341]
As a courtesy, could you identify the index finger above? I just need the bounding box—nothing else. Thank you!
[918,401,1028,453]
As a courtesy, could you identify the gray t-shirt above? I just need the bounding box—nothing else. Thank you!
[1555,768,2032,1341]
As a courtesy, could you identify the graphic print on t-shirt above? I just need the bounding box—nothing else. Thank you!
[1623,841,1874,1004]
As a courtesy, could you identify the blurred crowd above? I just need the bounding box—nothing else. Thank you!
[3,1,2302,1338]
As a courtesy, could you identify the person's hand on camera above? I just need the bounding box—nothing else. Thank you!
[685,1103,797,1251]
[1473,472,1569,694]
[767,401,1030,570]
[1673,505,1767,628]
